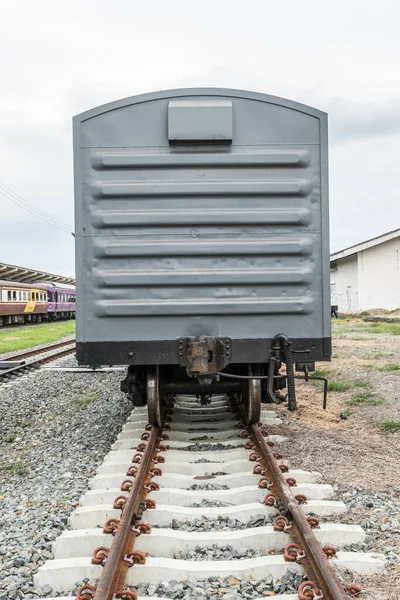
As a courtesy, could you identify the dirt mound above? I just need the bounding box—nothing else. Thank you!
[363,308,391,315]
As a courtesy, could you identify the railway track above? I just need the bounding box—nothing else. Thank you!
[35,395,385,599]
[0,338,76,381]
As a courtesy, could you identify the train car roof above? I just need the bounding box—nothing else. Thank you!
[0,280,49,290]
[39,282,76,291]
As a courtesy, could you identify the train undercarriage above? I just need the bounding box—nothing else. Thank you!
[120,334,321,427]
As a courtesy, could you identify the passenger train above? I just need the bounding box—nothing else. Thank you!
[0,280,75,326]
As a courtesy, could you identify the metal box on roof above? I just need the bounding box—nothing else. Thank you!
[73,88,331,366]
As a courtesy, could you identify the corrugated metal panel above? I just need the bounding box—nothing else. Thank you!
[74,89,330,350]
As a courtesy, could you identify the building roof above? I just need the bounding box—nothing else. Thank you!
[330,228,400,263]
[0,261,75,285]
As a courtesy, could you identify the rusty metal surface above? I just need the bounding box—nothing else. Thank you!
[179,336,231,376]
[249,424,348,600]
[94,426,161,600]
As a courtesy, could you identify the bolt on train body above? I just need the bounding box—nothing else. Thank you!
[0,281,76,326]
[73,88,331,426]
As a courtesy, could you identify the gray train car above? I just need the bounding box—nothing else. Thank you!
[73,88,331,426]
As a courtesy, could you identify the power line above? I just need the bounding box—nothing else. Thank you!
[0,188,72,234]
[0,180,72,231]
[0,181,73,235]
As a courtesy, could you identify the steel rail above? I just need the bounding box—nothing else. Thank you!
[94,426,161,600]
[1,338,76,362]
[250,424,348,600]
[0,344,76,380]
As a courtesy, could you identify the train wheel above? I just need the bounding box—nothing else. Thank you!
[243,364,261,425]
[147,366,164,428]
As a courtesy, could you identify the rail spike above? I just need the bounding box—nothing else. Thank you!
[103,518,120,534]
[91,545,110,565]
[75,585,96,600]
[298,581,324,600]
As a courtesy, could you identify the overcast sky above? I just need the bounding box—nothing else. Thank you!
[0,0,399,277]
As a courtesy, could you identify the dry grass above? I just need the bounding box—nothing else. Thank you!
[271,326,400,599]
[337,567,400,600]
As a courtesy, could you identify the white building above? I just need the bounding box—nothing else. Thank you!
[330,229,400,313]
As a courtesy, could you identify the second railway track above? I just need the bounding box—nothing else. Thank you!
[34,395,385,599]
[0,339,76,381]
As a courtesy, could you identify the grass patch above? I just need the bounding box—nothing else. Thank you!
[352,379,370,388]
[332,353,339,359]
[72,393,98,407]
[369,322,400,335]
[361,351,395,360]
[5,433,16,443]
[328,380,351,392]
[347,391,385,407]
[0,321,75,354]
[380,419,400,432]
[377,363,400,371]
[1,461,29,476]
[332,320,400,335]
[313,369,337,378]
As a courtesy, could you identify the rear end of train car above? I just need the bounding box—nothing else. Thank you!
[73,88,331,426]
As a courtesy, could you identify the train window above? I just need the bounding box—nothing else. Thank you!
[12,291,17,301]
[7,290,11,301]
[18,291,21,301]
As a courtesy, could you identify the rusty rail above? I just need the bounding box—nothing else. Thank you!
[1,338,76,362]
[249,424,349,600]
[93,426,161,600]
[0,343,76,381]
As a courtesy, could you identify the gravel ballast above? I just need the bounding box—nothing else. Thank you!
[132,571,307,598]
[0,355,131,599]
[157,514,274,532]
